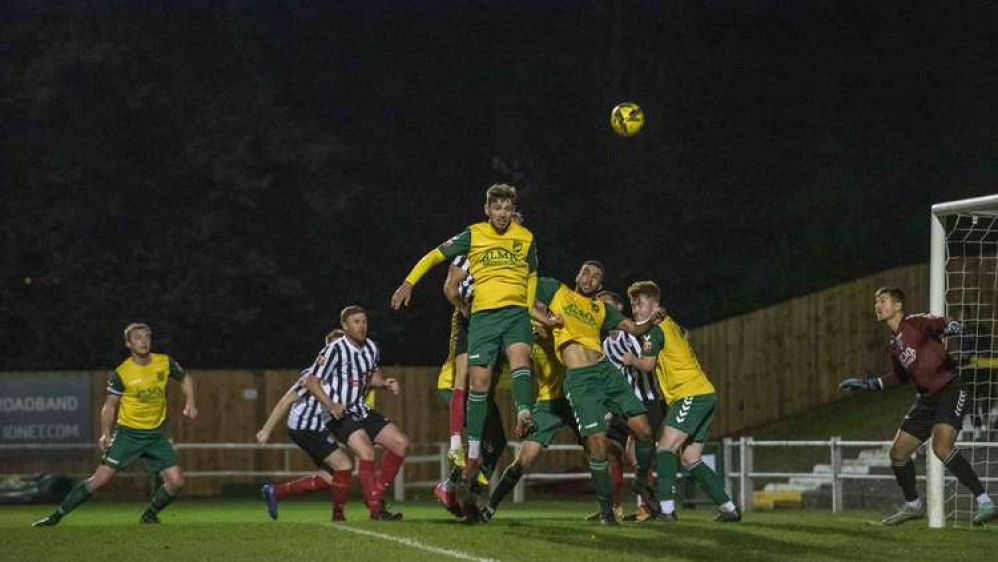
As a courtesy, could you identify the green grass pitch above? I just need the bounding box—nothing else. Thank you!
[1,499,996,561]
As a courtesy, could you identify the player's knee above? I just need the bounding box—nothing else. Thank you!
[166,473,186,490]
[88,473,111,490]
[680,450,701,467]
[396,433,410,453]
[931,442,953,462]
[888,445,911,464]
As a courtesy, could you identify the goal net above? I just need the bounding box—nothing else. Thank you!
[931,194,998,527]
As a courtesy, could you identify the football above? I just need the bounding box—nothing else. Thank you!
[610,102,645,137]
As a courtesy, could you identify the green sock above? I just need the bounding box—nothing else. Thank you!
[510,368,534,413]
[489,463,523,510]
[589,460,612,512]
[446,465,462,485]
[688,460,731,506]
[144,485,176,515]
[634,438,656,481]
[53,480,93,518]
[481,441,502,480]
[466,391,489,444]
[656,449,678,501]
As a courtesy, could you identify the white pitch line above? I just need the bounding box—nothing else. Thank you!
[330,524,501,562]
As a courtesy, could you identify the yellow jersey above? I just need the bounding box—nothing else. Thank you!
[440,222,537,313]
[107,353,185,431]
[536,277,625,365]
[642,316,715,405]
[532,328,567,400]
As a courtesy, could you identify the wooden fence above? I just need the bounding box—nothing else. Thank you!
[0,263,929,495]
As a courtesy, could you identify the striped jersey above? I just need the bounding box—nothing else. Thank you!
[452,255,474,305]
[603,331,660,401]
[287,367,331,431]
[305,335,381,420]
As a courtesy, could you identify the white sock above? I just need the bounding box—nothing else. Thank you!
[905,497,922,509]
[449,435,462,451]
[468,440,481,460]
[659,499,675,514]
[720,501,736,513]
[977,493,992,506]
[636,495,644,508]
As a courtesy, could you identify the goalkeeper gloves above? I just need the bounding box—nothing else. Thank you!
[942,321,963,337]
[838,377,880,391]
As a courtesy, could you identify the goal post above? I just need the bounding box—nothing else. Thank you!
[929,193,998,528]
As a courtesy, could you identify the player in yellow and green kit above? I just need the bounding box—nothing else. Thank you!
[482,319,581,521]
[392,184,553,508]
[624,281,740,523]
[529,261,665,524]
[34,323,198,527]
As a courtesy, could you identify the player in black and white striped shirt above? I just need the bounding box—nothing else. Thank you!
[303,305,409,521]
[256,329,353,521]
[597,290,667,522]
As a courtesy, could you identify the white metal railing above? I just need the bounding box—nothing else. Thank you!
[11,438,996,509]
[722,437,998,513]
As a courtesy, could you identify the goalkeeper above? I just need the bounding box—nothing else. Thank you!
[839,287,996,526]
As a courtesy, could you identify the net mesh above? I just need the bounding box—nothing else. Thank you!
[943,211,998,525]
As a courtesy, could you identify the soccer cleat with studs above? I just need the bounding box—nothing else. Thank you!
[140,511,161,525]
[973,501,997,526]
[370,499,403,521]
[713,507,742,523]
[630,480,660,515]
[880,502,925,526]
[261,484,279,520]
[31,514,61,527]
[622,504,655,522]
[654,511,679,523]
[599,509,619,526]
[586,505,623,522]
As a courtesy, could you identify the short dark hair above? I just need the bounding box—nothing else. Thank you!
[581,260,606,276]
[340,305,367,325]
[875,287,905,304]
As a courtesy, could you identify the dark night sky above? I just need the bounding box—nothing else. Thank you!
[2,1,997,369]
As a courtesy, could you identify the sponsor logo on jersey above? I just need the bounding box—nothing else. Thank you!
[479,247,520,267]
[563,302,597,327]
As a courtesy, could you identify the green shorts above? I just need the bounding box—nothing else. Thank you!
[527,398,582,447]
[102,425,178,474]
[665,393,716,443]
[467,306,533,368]
[564,360,647,438]
[437,388,452,406]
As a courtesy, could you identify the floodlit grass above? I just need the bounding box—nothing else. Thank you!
[1,499,995,561]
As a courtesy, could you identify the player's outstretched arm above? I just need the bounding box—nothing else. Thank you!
[180,373,198,419]
[98,394,121,452]
[617,308,666,337]
[256,388,299,444]
[392,249,446,309]
[838,376,882,391]
[529,300,563,329]
[370,369,401,395]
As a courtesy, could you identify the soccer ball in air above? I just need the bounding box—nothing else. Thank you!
[610,102,645,137]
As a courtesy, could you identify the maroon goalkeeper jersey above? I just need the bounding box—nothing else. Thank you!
[878,314,956,394]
